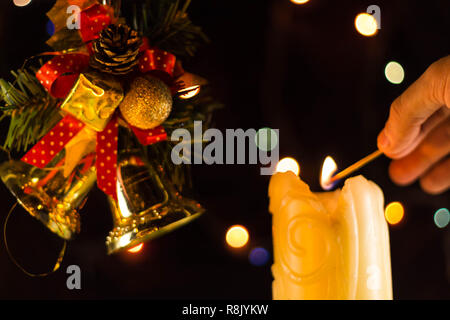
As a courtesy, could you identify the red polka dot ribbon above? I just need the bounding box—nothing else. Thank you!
[129,124,167,146]
[79,4,112,44]
[139,48,176,77]
[36,54,90,98]
[21,115,85,169]
[21,113,167,201]
[96,116,118,200]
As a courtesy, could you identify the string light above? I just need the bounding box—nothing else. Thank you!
[434,208,449,229]
[385,202,404,225]
[13,0,32,7]
[226,225,249,248]
[179,86,201,99]
[354,13,378,36]
[275,157,300,176]
[128,243,144,253]
[290,0,310,4]
[385,61,405,84]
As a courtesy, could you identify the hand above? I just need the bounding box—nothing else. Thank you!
[377,56,450,194]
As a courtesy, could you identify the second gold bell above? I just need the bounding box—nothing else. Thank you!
[105,143,205,254]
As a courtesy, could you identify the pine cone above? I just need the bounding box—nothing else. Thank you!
[90,24,142,75]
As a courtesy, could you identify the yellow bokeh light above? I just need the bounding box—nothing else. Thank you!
[385,202,404,225]
[128,243,144,253]
[275,157,300,176]
[354,13,378,36]
[226,225,249,248]
[13,0,32,6]
[290,0,310,4]
[385,61,405,84]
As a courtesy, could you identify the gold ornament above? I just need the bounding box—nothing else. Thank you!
[119,76,172,130]
[60,72,124,132]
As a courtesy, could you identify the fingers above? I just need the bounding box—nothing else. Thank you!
[389,116,450,186]
[378,56,450,159]
[420,157,450,194]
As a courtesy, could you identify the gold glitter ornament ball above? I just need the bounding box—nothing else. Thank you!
[119,76,172,129]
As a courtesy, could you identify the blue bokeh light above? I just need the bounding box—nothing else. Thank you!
[46,20,55,36]
[248,247,270,267]
[434,208,450,229]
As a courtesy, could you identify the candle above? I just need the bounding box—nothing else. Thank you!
[269,161,392,300]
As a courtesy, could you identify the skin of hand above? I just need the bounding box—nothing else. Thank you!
[377,56,450,195]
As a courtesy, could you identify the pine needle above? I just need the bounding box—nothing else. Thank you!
[0,69,61,153]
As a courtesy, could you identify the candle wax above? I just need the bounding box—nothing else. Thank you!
[269,172,392,300]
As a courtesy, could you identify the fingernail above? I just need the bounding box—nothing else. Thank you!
[378,130,390,149]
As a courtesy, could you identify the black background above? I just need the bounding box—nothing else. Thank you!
[0,0,448,299]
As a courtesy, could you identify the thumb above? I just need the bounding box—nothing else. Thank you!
[377,56,450,159]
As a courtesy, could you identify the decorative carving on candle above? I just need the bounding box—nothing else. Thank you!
[269,171,393,300]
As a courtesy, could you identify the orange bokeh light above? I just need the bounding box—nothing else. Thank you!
[385,202,404,225]
[226,225,249,248]
[354,13,378,36]
[275,157,300,176]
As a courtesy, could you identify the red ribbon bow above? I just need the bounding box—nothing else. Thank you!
[23,3,181,200]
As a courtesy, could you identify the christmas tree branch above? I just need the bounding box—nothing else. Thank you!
[0,69,61,152]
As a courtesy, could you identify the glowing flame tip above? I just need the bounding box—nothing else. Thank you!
[320,156,338,190]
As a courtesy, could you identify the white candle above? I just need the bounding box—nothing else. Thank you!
[269,171,392,300]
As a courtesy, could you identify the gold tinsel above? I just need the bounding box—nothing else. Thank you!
[119,76,172,130]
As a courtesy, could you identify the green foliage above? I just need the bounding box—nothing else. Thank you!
[0,69,61,152]
[162,89,223,191]
[164,88,223,136]
[132,0,209,57]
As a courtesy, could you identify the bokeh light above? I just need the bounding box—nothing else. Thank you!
[354,13,378,36]
[290,0,310,4]
[255,127,278,152]
[434,208,450,229]
[46,20,55,37]
[226,225,249,248]
[385,61,405,84]
[385,202,404,225]
[13,0,32,7]
[275,157,300,176]
[248,247,270,267]
[128,243,144,253]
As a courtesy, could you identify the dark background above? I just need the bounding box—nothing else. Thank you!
[0,0,448,299]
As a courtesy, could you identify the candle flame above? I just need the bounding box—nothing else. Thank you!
[320,156,338,190]
[128,243,144,253]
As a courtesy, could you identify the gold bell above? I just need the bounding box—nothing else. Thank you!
[0,149,97,240]
[105,147,204,254]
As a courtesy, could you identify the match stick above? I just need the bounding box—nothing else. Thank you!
[329,149,383,183]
